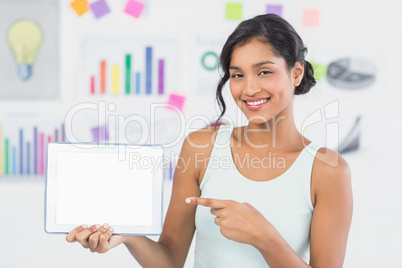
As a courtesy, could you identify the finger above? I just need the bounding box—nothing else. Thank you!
[88,223,110,251]
[214,216,222,226]
[66,224,89,243]
[185,197,226,209]
[76,224,101,248]
[210,207,224,216]
[97,227,114,253]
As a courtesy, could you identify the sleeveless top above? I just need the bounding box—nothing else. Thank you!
[193,124,323,268]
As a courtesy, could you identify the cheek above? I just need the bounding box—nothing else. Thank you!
[229,80,242,98]
[265,74,293,98]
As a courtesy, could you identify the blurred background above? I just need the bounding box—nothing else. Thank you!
[0,0,401,267]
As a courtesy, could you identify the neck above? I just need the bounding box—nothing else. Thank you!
[236,106,302,150]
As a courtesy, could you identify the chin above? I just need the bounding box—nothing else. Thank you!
[247,117,270,126]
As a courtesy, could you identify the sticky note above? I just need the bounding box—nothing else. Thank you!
[225,3,242,20]
[266,4,282,17]
[91,125,109,142]
[70,0,90,17]
[124,0,146,19]
[167,93,186,111]
[90,0,111,19]
[303,9,320,27]
[310,61,328,81]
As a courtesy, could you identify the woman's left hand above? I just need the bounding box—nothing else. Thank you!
[186,197,274,247]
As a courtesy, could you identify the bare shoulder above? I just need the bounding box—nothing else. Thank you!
[314,147,351,179]
[309,147,353,267]
[184,126,220,150]
[180,126,222,182]
[311,147,352,205]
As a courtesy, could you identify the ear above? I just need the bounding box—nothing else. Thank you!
[293,62,304,87]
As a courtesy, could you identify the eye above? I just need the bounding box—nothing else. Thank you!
[231,73,243,78]
[258,71,272,76]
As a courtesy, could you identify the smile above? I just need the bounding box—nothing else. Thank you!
[244,97,271,111]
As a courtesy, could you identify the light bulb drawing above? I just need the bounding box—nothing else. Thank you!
[7,19,43,81]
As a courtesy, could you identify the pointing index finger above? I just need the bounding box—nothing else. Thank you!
[186,197,226,209]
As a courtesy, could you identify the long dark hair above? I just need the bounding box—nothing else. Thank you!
[215,14,316,126]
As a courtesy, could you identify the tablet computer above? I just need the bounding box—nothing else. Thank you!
[45,142,164,236]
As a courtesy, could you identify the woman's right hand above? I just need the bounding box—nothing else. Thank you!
[66,223,125,254]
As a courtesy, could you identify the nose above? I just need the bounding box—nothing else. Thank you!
[243,76,261,96]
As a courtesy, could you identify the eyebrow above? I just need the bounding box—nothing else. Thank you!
[229,60,276,70]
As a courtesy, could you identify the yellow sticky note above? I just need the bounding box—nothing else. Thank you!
[303,9,320,27]
[70,0,90,17]
[112,65,120,95]
[226,3,242,20]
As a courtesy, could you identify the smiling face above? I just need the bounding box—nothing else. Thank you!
[229,38,304,126]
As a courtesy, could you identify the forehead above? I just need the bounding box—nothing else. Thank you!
[230,39,280,65]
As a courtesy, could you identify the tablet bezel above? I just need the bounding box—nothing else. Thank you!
[44,142,164,236]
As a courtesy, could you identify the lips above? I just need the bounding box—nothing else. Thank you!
[243,97,271,111]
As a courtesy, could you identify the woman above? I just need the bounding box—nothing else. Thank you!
[66,14,353,268]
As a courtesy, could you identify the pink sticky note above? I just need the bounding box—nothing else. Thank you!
[167,93,186,111]
[90,0,110,19]
[124,0,146,19]
[303,9,320,27]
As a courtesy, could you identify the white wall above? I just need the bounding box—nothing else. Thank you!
[1,0,402,267]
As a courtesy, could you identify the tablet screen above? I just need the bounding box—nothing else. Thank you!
[45,143,164,235]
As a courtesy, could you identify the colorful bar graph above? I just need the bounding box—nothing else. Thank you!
[91,76,95,94]
[145,46,152,94]
[5,139,8,175]
[100,60,106,94]
[158,59,164,95]
[87,43,172,96]
[169,161,173,180]
[34,127,37,174]
[12,146,16,175]
[0,124,65,177]
[27,142,30,175]
[125,54,131,94]
[40,133,44,175]
[62,124,65,142]
[136,72,141,94]
[112,65,120,94]
[19,129,23,174]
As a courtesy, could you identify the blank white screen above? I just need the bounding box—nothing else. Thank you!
[55,151,153,226]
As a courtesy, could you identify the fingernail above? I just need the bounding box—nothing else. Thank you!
[109,227,114,233]
[81,224,88,229]
[95,224,101,229]
[185,198,191,203]
[103,223,109,229]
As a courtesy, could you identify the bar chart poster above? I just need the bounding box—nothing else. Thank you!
[80,38,178,99]
[0,115,66,177]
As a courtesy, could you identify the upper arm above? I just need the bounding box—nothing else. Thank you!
[158,127,216,267]
[309,148,353,268]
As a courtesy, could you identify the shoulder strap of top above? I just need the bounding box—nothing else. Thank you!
[214,124,233,149]
[301,141,325,212]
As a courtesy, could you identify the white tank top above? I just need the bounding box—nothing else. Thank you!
[194,125,322,268]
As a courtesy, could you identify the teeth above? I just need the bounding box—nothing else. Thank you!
[246,98,270,105]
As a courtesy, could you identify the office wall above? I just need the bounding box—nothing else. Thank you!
[1,0,402,267]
